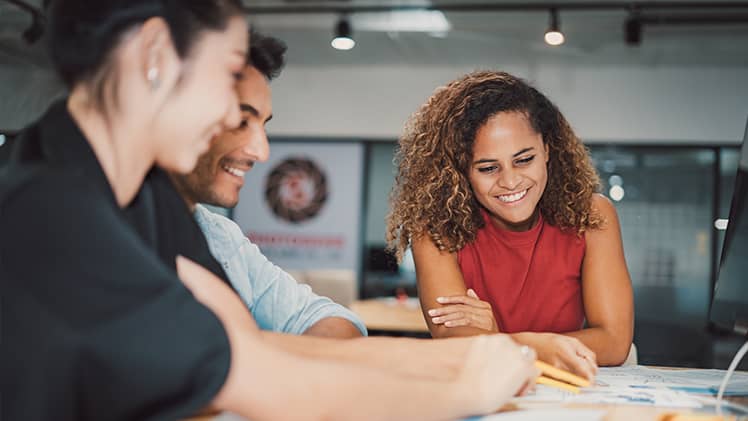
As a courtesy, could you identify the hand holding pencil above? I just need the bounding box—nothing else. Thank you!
[535,360,592,394]
[515,345,593,394]
[511,332,598,381]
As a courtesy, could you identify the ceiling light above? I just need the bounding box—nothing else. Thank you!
[608,174,624,187]
[609,185,625,202]
[544,8,565,46]
[331,17,355,51]
[354,10,451,33]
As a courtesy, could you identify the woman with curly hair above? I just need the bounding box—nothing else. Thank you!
[387,70,634,379]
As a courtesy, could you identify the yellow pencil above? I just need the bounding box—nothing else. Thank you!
[536,375,581,394]
[535,360,591,388]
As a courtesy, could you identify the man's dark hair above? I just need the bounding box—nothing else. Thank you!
[248,29,287,81]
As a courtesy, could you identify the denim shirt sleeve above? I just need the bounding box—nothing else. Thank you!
[193,205,367,336]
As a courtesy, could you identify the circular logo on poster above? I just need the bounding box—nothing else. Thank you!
[264,157,328,224]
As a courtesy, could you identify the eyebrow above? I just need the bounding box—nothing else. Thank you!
[472,147,535,165]
[512,147,535,157]
[240,103,273,123]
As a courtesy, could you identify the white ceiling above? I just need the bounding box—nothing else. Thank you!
[2,1,747,138]
[1,1,748,68]
[244,1,748,67]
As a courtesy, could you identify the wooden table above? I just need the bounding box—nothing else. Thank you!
[349,297,429,333]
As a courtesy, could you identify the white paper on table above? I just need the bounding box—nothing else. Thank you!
[594,366,748,396]
[516,383,703,408]
[478,408,606,421]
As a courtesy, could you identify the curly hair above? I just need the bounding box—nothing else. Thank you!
[386,70,602,261]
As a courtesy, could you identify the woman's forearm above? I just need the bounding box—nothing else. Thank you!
[260,332,470,381]
[429,324,493,339]
[511,327,631,367]
[565,326,632,366]
[177,257,527,419]
[223,333,475,421]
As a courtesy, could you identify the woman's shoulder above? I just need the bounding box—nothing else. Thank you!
[0,165,112,229]
[589,193,619,225]
[3,165,100,200]
[590,192,614,210]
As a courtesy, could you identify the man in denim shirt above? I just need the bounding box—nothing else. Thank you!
[171,31,365,338]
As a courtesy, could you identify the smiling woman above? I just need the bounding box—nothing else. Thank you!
[387,70,635,379]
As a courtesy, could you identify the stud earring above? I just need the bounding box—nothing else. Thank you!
[147,67,160,91]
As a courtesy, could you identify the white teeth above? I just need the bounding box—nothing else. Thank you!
[498,189,527,203]
[222,165,245,178]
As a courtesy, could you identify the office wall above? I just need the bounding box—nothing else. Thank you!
[2,62,747,144]
[268,64,748,144]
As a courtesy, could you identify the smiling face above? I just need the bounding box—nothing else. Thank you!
[171,65,272,208]
[152,16,249,174]
[467,111,549,231]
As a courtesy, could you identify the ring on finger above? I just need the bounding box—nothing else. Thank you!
[520,345,532,359]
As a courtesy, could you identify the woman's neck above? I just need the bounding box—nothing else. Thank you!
[67,89,153,208]
[488,207,541,232]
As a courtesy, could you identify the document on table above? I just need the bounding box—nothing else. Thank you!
[594,365,748,396]
[515,365,748,408]
[517,382,704,408]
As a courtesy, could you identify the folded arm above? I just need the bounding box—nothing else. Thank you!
[411,196,634,379]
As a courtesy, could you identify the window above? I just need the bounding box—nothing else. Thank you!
[590,146,716,327]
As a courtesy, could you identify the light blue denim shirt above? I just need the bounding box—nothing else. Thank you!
[193,204,367,335]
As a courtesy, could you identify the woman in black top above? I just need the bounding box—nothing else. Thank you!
[1,1,539,420]
[2,1,248,419]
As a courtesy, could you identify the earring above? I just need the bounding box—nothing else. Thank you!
[147,67,160,91]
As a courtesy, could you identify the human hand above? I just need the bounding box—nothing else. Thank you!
[176,255,258,334]
[428,289,499,332]
[512,332,597,381]
[454,335,540,414]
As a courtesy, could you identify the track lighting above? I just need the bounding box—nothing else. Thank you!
[624,14,643,46]
[331,17,355,51]
[235,3,748,50]
[544,8,564,46]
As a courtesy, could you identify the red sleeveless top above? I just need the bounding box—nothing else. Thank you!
[457,210,586,334]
